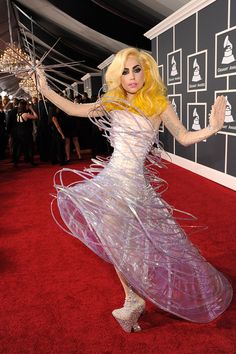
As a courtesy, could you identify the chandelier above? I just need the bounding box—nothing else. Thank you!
[0,43,30,74]
[19,77,38,97]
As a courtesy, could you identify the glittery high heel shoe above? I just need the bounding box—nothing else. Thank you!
[112,288,146,333]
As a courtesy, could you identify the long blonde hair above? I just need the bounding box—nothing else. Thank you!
[102,47,167,117]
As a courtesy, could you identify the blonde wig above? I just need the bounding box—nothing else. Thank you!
[102,47,167,117]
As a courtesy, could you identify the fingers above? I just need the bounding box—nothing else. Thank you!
[214,96,226,115]
[216,95,226,107]
[208,96,226,131]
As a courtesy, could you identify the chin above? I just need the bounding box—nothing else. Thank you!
[126,88,140,94]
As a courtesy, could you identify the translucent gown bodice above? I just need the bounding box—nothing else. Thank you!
[53,109,232,323]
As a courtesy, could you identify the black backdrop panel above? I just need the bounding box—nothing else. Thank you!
[155,0,236,178]
[230,75,236,89]
[197,134,226,172]
[174,15,196,161]
[158,29,174,153]
[228,135,236,176]
[231,0,236,27]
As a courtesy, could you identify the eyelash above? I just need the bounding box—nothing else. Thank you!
[122,67,142,75]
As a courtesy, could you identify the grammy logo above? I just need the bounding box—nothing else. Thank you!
[170,56,178,76]
[221,35,235,65]
[192,58,202,82]
[191,108,201,130]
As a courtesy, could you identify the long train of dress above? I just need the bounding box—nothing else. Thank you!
[52,103,232,323]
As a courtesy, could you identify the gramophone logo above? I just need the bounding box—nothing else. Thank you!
[167,49,182,85]
[187,51,207,91]
[215,91,236,135]
[187,103,206,134]
[192,59,202,82]
[224,96,234,124]
[168,94,182,121]
[215,27,236,77]
[221,36,235,64]
[170,56,178,76]
[191,108,201,130]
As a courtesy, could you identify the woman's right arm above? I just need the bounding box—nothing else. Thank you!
[52,116,65,139]
[34,68,99,117]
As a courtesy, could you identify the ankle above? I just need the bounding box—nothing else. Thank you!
[124,287,144,304]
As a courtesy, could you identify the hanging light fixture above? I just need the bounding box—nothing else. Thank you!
[19,77,38,97]
[0,43,30,75]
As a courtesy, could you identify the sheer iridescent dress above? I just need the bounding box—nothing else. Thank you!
[52,99,233,324]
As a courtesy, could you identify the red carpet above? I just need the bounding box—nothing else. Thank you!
[0,158,235,354]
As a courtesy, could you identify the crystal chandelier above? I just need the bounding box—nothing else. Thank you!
[0,43,30,74]
[19,77,38,97]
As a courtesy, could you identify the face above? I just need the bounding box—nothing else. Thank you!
[121,55,145,101]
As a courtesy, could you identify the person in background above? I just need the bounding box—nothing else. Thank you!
[13,100,38,167]
[6,97,19,158]
[62,96,83,162]
[49,104,67,166]
[0,102,7,159]
[36,94,51,162]
[31,96,39,143]
[3,96,12,134]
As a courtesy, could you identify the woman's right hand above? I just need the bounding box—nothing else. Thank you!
[29,61,48,91]
[208,95,226,132]
[35,64,48,91]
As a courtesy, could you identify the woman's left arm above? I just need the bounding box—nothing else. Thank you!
[160,95,226,146]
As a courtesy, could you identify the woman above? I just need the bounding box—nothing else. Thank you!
[32,48,232,332]
[49,105,67,166]
[0,101,7,159]
[13,100,38,167]
[63,97,82,162]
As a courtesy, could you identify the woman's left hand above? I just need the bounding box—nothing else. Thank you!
[208,95,226,132]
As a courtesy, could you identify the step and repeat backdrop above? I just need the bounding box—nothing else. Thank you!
[153,0,236,178]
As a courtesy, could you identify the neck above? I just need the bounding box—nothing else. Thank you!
[126,93,135,102]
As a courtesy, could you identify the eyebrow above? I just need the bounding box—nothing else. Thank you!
[123,64,141,70]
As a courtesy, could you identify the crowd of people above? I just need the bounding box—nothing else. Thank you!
[0,92,111,167]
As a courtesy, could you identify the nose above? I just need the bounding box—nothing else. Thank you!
[129,71,135,80]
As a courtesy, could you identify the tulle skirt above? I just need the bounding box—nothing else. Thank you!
[52,157,233,323]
